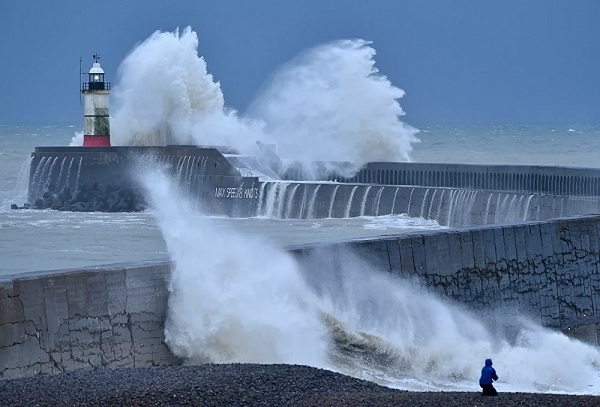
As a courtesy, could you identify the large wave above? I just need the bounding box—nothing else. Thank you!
[106,27,418,169]
[142,168,329,367]
[142,169,600,394]
[249,39,419,164]
[110,27,262,153]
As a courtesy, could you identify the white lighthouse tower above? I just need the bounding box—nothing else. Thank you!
[81,55,111,147]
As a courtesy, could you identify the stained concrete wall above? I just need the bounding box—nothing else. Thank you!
[29,152,600,219]
[0,261,179,380]
[3,216,600,379]
[312,215,600,334]
[29,146,242,202]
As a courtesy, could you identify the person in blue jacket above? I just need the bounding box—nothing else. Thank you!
[479,358,499,396]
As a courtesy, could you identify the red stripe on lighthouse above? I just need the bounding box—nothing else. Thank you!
[83,135,111,147]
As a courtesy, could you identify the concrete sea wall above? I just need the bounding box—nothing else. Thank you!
[0,261,178,380]
[346,162,600,197]
[257,182,600,227]
[3,215,600,379]
[28,150,600,220]
[28,146,260,216]
[329,215,600,332]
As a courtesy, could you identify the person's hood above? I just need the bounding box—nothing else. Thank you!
[485,359,493,366]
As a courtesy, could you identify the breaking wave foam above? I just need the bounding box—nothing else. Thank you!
[143,170,600,394]
[143,169,328,366]
[111,27,261,154]
[108,28,417,170]
[249,39,419,165]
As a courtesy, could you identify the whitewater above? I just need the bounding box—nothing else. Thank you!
[3,26,600,394]
[142,167,600,394]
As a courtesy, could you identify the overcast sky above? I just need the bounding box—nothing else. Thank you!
[1,1,598,125]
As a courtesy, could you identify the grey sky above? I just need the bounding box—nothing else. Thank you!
[1,1,598,125]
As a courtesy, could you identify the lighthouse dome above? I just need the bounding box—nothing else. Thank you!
[89,62,105,74]
[86,61,107,90]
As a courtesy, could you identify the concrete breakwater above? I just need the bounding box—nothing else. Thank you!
[26,147,600,221]
[28,146,241,204]
[0,260,178,380]
[27,174,600,226]
[332,162,600,197]
[258,182,600,227]
[27,146,261,217]
[3,215,600,379]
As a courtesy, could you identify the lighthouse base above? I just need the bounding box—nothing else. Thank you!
[83,135,111,147]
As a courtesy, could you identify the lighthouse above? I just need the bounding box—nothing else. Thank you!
[81,55,111,147]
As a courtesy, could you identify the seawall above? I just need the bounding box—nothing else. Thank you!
[0,260,178,380]
[27,146,260,216]
[257,182,600,227]
[341,162,600,197]
[3,215,600,379]
[28,149,600,221]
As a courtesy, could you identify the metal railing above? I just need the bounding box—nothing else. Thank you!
[81,82,111,91]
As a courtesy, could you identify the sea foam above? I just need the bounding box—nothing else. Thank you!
[142,169,600,394]
[107,28,418,171]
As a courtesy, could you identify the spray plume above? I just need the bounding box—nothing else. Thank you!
[141,168,329,366]
[111,27,262,153]
[141,170,600,393]
[250,39,419,165]
[302,248,600,392]
[102,28,418,170]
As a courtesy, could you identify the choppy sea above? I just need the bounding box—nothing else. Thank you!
[3,123,598,275]
[2,122,600,394]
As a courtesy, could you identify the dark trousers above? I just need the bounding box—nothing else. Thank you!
[480,383,498,396]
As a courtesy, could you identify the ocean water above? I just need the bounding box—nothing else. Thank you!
[3,27,600,394]
[4,123,599,274]
[0,123,447,275]
[3,123,600,394]
[413,123,600,167]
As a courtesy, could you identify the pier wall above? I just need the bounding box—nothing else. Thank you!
[346,162,600,197]
[28,150,600,220]
[313,214,600,333]
[0,261,177,380]
[3,215,600,379]
[258,182,600,227]
[28,147,260,216]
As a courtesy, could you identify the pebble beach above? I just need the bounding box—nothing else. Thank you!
[1,364,598,407]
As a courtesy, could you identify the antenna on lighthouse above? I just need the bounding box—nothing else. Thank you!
[79,57,83,106]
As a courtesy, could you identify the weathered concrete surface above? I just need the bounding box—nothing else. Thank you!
[0,261,179,380]
[282,161,600,197]
[293,215,600,333]
[3,216,600,380]
[28,150,600,221]
[28,147,260,217]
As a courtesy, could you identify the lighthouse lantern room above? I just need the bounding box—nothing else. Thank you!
[81,54,111,147]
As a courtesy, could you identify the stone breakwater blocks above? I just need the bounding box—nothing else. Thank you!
[0,262,178,380]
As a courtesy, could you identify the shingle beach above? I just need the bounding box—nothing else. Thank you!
[1,364,598,406]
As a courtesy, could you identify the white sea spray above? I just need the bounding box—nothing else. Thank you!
[110,28,418,171]
[142,169,600,394]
